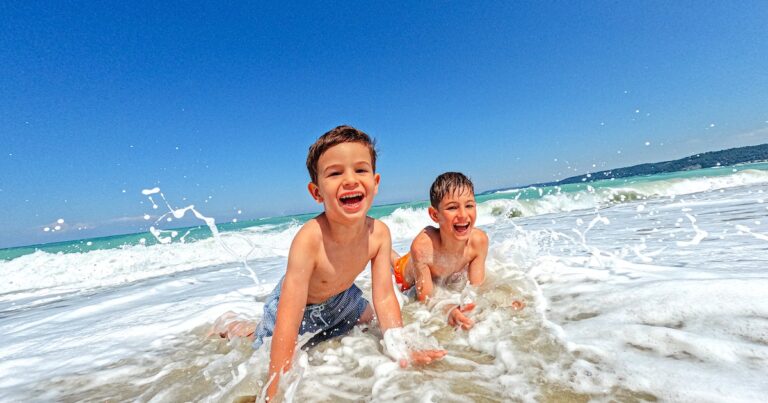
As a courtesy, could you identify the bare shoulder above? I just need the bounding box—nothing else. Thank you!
[470,228,489,251]
[292,217,323,251]
[410,226,437,260]
[370,217,391,240]
[282,217,323,280]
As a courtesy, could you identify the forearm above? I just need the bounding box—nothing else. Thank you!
[373,293,403,332]
[264,287,305,400]
[414,267,433,302]
[265,328,297,399]
[468,269,484,286]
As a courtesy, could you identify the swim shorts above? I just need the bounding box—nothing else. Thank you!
[393,253,413,292]
[252,277,369,350]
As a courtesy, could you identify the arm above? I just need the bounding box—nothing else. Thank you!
[412,258,434,302]
[371,223,402,332]
[467,229,488,287]
[409,235,434,302]
[372,222,446,366]
[447,230,488,329]
[265,231,315,401]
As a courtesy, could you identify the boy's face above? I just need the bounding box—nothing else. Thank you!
[429,187,476,241]
[308,142,380,222]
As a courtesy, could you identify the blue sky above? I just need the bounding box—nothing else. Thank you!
[1,1,767,248]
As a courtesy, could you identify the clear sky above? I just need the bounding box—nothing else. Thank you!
[1,1,767,248]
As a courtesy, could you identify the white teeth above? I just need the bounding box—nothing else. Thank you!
[340,193,363,200]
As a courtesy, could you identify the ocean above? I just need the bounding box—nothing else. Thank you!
[1,163,767,402]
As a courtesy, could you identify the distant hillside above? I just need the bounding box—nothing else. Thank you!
[482,143,768,194]
[554,143,768,185]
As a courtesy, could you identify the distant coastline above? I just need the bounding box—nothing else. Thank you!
[483,143,768,194]
[4,144,767,253]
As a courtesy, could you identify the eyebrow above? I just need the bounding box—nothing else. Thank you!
[322,160,372,173]
[322,164,342,174]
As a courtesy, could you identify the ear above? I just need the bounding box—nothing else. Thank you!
[373,173,380,195]
[428,206,439,223]
[307,182,323,203]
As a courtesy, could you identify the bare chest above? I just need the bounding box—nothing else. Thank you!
[307,239,377,303]
[429,252,471,280]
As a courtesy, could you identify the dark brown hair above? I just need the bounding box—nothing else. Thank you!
[306,125,377,184]
[430,172,475,208]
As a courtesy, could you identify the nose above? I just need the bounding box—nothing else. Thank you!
[457,205,467,219]
[342,170,358,188]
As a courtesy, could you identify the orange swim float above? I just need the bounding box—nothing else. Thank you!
[393,253,412,291]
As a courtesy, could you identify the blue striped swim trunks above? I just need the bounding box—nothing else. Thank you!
[252,277,369,350]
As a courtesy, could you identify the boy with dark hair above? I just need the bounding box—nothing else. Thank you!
[254,125,444,400]
[393,172,490,330]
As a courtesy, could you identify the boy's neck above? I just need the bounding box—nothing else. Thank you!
[321,213,369,243]
[438,229,469,253]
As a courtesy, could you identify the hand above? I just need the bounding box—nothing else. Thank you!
[399,349,447,368]
[447,303,476,330]
[218,320,256,339]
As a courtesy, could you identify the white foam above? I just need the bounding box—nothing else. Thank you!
[484,168,768,220]
[2,166,767,401]
[0,223,299,297]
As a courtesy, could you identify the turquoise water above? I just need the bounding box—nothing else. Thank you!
[3,162,766,261]
[2,160,768,401]
[477,162,768,202]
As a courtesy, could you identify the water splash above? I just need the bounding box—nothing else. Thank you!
[142,187,261,285]
[676,214,708,247]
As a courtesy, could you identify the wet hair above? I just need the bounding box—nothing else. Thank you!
[429,172,475,208]
[306,125,377,184]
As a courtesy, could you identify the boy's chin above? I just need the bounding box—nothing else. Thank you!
[443,226,473,239]
[327,203,369,219]
[340,204,364,214]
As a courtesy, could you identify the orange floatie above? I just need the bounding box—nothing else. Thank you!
[393,253,412,291]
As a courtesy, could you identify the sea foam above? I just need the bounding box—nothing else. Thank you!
[1,165,767,401]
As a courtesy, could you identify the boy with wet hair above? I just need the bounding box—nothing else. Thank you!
[393,172,490,330]
[255,125,445,400]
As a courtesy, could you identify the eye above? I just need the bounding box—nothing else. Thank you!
[327,171,341,177]
[356,168,369,173]
[466,203,475,209]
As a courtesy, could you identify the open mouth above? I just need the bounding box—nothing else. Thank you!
[339,192,364,210]
[453,222,471,235]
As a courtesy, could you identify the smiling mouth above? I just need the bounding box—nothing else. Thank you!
[340,192,364,206]
[453,223,471,234]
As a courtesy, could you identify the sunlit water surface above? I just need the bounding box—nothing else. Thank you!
[1,165,767,402]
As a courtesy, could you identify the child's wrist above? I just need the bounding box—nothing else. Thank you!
[382,327,409,362]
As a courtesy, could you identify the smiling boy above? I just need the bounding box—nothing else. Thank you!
[393,172,489,330]
[255,126,444,400]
